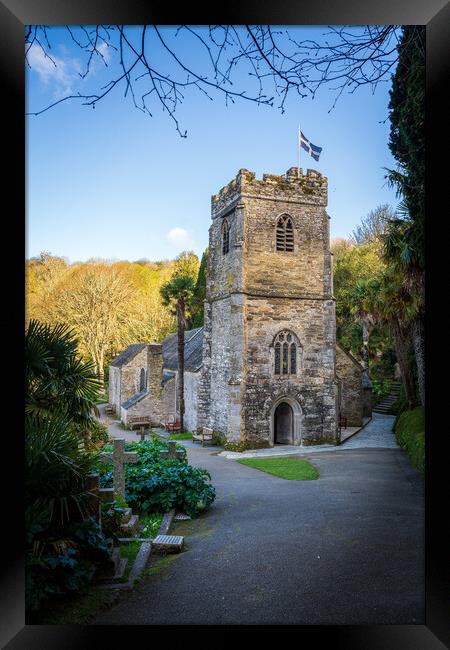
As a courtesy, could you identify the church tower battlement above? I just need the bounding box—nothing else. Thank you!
[197,166,338,447]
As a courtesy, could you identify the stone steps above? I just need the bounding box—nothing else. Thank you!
[122,507,133,524]
[120,513,140,537]
[95,547,129,582]
[373,382,403,414]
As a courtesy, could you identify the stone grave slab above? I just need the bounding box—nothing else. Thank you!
[152,534,184,553]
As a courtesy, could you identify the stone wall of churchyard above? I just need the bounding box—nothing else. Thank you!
[109,366,121,414]
[198,166,337,445]
[243,296,337,445]
[335,345,364,427]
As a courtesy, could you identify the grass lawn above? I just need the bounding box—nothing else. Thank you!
[169,432,193,440]
[237,457,319,480]
[119,540,141,582]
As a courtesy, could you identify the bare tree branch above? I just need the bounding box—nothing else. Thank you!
[25,25,402,135]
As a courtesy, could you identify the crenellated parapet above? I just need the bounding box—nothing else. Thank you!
[211,167,328,216]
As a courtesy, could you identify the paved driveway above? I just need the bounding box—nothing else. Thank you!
[94,419,424,625]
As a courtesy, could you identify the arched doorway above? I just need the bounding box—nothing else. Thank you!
[274,402,294,444]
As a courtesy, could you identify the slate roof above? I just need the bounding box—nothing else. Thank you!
[110,343,147,368]
[162,327,203,373]
[162,369,176,385]
[122,390,148,409]
[336,342,364,372]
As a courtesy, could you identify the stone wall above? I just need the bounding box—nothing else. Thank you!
[335,344,364,427]
[183,371,200,431]
[243,297,337,445]
[161,377,176,424]
[363,388,372,419]
[120,347,149,405]
[120,343,166,426]
[198,166,338,445]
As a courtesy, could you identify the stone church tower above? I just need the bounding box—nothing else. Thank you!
[197,166,338,447]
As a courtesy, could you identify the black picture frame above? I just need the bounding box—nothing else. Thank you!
[3,0,449,646]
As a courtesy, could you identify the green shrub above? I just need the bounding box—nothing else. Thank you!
[126,463,215,517]
[392,383,409,423]
[371,378,393,405]
[212,430,227,447]
[96,439,215,518]
[394,406,425,475]
[26,517,110,612]
[77,420,109,449]
[100,500,126,542]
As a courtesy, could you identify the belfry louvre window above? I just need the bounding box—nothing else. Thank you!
[276,215,294,251]
[222,219,230,254]
[273,330,299,376]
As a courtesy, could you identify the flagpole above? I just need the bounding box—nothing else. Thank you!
[297,124,300,174]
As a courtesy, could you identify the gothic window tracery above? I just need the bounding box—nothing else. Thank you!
[222,218,230,254]
[276,215,294,252]
[273,330,300,376]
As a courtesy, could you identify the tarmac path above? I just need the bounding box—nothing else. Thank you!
[94,413,424,625]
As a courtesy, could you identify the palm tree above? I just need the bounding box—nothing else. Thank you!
[26,319,101,429]
[349,280,376,371]
[25,320,103,522]
[160,275,195,432]
[383,212,425,406]
[362,270,419,408]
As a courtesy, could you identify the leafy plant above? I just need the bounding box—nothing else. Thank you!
[26,517,109,613]
[26,412,101,526]
[96,439,215,518]
[100,500,126,542]
[25,319,101,428]
[394,406,425,475]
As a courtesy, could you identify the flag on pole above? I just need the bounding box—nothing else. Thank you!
[299,130,322,162]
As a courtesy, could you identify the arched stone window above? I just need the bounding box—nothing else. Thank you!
[276,215,294,252]
[222,218,230,254]
[273,330,300,376]
[139,368,146,392]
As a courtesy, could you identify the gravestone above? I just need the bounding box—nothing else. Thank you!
[136,426,149,442]
[86,472,101,522]
[152,534,184,553]
[100,439,138,500]
[159,441,185,461]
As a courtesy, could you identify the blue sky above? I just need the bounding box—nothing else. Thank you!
[26,26,399,263]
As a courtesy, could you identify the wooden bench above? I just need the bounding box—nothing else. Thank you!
[192,427,213,447]
[127,416,151,430]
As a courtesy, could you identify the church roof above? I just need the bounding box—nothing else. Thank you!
[162,327,203,373]
[110,343,147,368]
[336,342,364,372]
[122,389,148,409]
